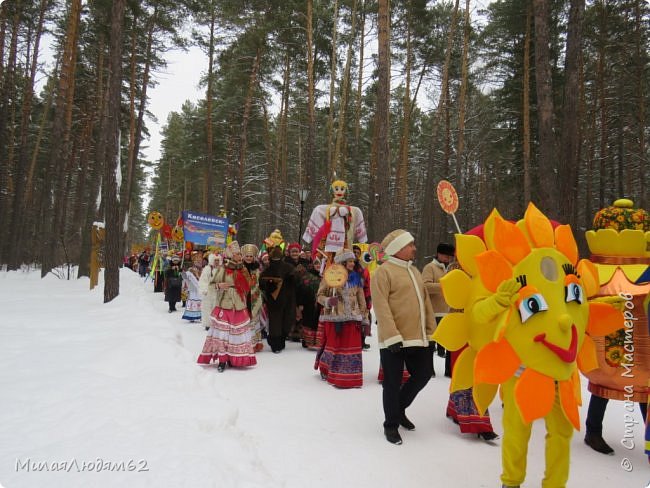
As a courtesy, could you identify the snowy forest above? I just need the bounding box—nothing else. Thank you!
[0,0,648,300]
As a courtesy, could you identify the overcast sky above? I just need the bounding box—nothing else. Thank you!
[144,45,205,164]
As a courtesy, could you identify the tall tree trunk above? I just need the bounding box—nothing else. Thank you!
[260,93,276,227]
[333,0,359,178]
[442,0,460,178]
[419,0,459,260]
[236,47,261,220]
[533,0,557,215]
[6,0,48,268]
[558,0,584,227]
[123,7,156,252]
[40,0,81,277]
[0,2,21,264]
[370,0,392,240]
[122,10,139,253]
[585,104,596,231]
[327,0,339,178]
[78,38,106,279]
[455,0,471,201]
[634,0,646,208]
[52,7,81,240]
[71,113,95,235]
[354,0,366,150]
[204,5,216,214]
[395,4,412,227]
[223,132,235,214]
[596,0,608,208]
[102,0,126,303]
[278,52,291,215]
[305,0,315,195]
[353,0,366,200]
[522,2,532,204]
[0,4,6,83]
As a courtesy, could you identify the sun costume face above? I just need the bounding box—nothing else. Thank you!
[435,203,623,427]
[434,203,626,486]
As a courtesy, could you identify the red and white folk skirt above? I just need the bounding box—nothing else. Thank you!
[314,320,363,388]
[197,306,257,367]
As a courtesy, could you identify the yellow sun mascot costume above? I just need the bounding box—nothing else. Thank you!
[433,203,624,488]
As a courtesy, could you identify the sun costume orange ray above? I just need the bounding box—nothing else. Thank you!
[433,203,624,488]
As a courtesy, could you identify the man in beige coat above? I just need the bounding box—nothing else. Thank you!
[371,229,437,445]
[422,242,455,376]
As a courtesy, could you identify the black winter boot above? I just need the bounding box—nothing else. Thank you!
[384,427,402,445]
[399,414,415,431]
[584,432,614,455]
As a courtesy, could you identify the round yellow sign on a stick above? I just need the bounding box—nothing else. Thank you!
[323,264,348,288]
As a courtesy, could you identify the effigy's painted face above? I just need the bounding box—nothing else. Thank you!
[330,180,348,202]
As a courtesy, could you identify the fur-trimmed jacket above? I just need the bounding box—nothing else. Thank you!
[421,258,449,316]
[316,271,367,323]
[370,256,436,348]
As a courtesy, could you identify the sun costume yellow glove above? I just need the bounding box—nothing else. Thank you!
[472,278,521,323]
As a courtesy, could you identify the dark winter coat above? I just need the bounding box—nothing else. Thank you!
[260,259,297,346]
[165,267,182,303]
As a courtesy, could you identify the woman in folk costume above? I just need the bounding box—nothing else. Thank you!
[302,180,367,262]
[433,204,624,488]
[181,253,203,323]
[242,244,264,352]
[199,253,219,331]
[197,241,256,372]
[314,248,368,388]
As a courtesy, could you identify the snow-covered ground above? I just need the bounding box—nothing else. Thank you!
[0,268,647,488]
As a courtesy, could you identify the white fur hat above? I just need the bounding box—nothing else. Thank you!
[381,229,414,256]
[334,248,355,264]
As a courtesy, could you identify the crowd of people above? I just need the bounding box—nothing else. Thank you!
[124,189,650,488]
[127,231,503,446]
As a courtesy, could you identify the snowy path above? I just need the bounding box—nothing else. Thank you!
[0,269,647,487]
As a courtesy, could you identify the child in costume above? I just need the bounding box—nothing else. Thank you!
[433,203,624,488]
